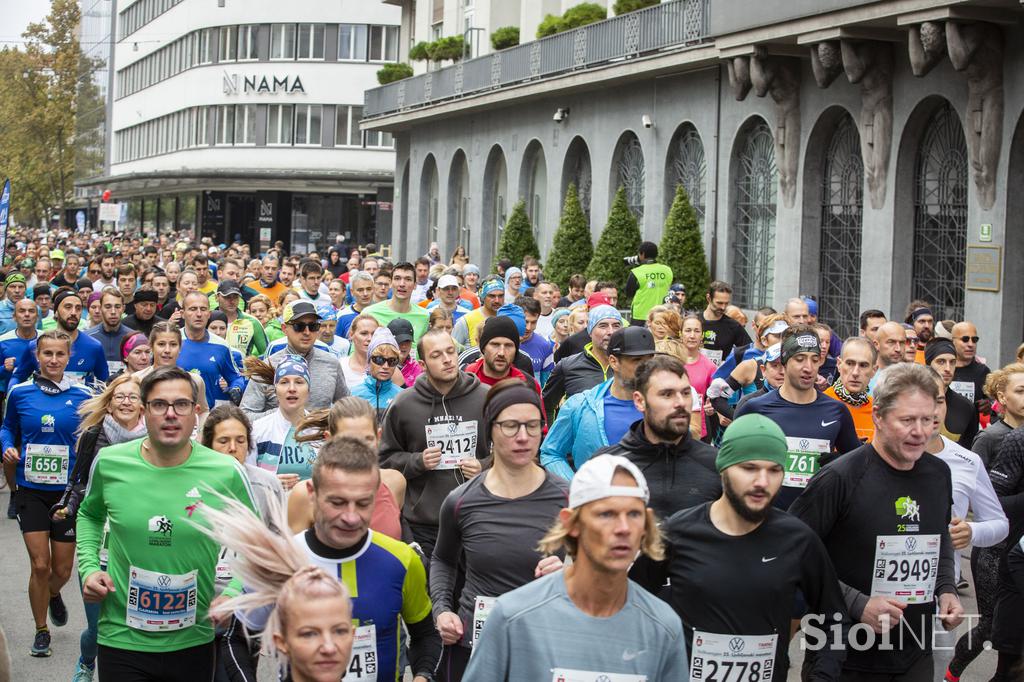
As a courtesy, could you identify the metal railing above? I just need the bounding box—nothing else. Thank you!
[364,0,711,118]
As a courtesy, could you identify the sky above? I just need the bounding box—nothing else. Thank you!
[0,0,54,48]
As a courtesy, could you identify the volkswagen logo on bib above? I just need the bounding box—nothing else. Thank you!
[158,574,171,588]
[447,422,458,435]
[905,537,917,551]
[729,637,745,654]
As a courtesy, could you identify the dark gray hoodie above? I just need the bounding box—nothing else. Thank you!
[379,370,491,528]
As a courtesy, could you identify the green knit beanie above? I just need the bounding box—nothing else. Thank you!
[715,414,789,472]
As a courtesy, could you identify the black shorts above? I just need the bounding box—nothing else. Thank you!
[16,487,75,541]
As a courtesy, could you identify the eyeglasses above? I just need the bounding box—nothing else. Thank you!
[289,321,321,333]
[959,336,979,344]
[493,419,543,437]
[370,355,400,367]
[145,399,195,415]
[112,394,141,404]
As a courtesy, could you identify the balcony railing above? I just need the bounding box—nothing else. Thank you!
[364,0,711,118]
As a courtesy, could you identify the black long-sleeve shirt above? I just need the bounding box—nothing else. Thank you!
[990,426,1024,548]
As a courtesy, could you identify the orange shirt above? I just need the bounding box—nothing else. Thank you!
[825,386,874,442]
[250,280,289,303]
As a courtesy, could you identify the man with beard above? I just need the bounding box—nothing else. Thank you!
[632,414,848,681]
[541,327,655,480]
[904,302,935,364]
[12,288,108,387]
[464,314,542,398]
[452,278,504,349]
[595,353,721,520]
[736,326,860,510]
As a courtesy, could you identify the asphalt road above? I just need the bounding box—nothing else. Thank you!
[0,488,999,681]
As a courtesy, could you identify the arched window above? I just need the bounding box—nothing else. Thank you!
[528,152,547,240]
[666,123,706,231]
[562,137,592,224]
[818,114,864,338]
[912,103,968,321]
[731,119,777,309]
[420,156,439,247]
[614,133,645,221]
[448,151,470,255]
[482,146,508,266]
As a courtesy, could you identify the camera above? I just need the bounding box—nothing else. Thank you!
[641,114,653,129]
[623,255,640,266]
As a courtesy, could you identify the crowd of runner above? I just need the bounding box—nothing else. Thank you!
[0,227,1022,682]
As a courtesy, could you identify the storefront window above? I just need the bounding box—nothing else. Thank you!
[158,196,176,235]
[178,195,198,236]
[142,198,157,235]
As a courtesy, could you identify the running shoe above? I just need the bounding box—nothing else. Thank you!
[49,593,69,627]
[944,669,960,682]
[72,660,95,682]
[30,629,51,657]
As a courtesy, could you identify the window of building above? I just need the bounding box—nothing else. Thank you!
[234,104,256,145]
[335,106,358,146]
[270,24,296,60]
[198,27,214,64]
[216,105,235,145]
[195,107,208,147]
[295,104,322,145]
[339,24,368,61]
[365,129,394,149]
[238,25,259,61]
[297,24,325,60]
[731,119,777,309]
[368,26,400,62]
[219,26,236,61]
[267,104,294,145]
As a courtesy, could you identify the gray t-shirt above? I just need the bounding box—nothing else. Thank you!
[463,571,688,680]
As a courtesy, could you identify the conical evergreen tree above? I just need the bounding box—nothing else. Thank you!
[544,184,593,291]
[493,200,540,272]
[659,184,710,301]
[586,186,642,304]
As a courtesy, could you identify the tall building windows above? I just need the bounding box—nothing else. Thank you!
[297,24,326,60]
[271,24,297,60]
[267,104,295,145]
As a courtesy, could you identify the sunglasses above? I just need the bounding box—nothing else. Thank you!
[959,336,979,344]
[289,321,321,333]
[370,355,400,367]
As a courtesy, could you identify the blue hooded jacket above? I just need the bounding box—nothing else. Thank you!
[540,378,615,480]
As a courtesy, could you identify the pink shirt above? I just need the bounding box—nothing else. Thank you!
[400,357,423,387]
[685,353,718,438]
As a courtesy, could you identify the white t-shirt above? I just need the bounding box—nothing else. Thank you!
[341,356,367,390]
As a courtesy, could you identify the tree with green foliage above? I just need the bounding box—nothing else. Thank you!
[494,200,540,271]
[660,184,710,301]
[544,184,593,291]
[408,41,430,61]
[377,63,413,84]
[587,187,642,299]
[536,3,607,38]
[613,0,660,15]
[490,26,520,50]
[426,35,466,62]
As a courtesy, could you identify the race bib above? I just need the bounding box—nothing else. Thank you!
[949,381,975,403]
[551,670,646,682]
[870,534,940,603]
[126,566,197,631]
[783,437,829,488]
[107,360,124,375]
[472,595,497,648]
[347,624,377,681]
[690,631,777,682]
[215,547,232,582]
[701,349,724,366]
[66,371,86,386]
[25,443,70,485]
[426,421,478,470]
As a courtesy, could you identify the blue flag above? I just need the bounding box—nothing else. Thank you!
[0,178,10,257]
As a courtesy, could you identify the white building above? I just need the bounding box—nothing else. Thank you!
[86,0,401,253]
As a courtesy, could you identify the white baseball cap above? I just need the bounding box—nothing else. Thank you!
[437,274,460,289]
[569,455,650,509]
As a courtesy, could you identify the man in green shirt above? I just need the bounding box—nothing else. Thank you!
[77,366,255,680]
[624,241,673,325]
[215,280,267,357]
[364,261,429,344]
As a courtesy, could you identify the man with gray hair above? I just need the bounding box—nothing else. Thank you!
[336,270,375,338]
[791,363,964,682]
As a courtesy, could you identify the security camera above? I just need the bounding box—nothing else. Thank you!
[553,108,569,123]
[641,114,653,129]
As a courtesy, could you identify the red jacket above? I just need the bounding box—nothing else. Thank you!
[464,358,548,425]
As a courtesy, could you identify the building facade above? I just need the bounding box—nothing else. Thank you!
[85,0,400,254]
[364,0,1024,364]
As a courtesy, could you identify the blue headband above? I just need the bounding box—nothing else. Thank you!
[275,354,310,384]
[588,305,622,335]
[481,279,504,298]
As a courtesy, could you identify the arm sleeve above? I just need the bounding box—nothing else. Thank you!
[429,492,463,618]
[936,526,957,597]
[990,435,1024,521]
[239,379,271,421]
[219,616,261,682]
[461,601,510,680]
[11,346,36,386]
[971,431,996,470]
[801,535,849,681]
[251,323,268,357]
[960,410,979,450]
[541,361,566,418]
[967,460,1010,548]
[378,407,427,479]
[628,554,670,595]
[789,468,844,541]
[451,317,469,347]
[220,350,246,395]
[76,456,107,580]
[92,346,110,383]
[401,552,442,677]
[539,396,581,480]
[623,271,639,300]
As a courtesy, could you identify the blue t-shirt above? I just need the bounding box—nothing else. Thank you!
[603,393,640,445]
[12,331,109,389]
[520,334,555,387]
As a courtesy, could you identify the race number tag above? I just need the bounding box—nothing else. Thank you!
[472,596,497,648]
[783,437,828,488]
[126,566,197,631]
[107,360,125,375]
[949,381,975,403]
[690,631,777,682]
[347,624,378,681]
[215,547,232,582]
[25,443,70,485]
[701,349,724,366]
[870,534,940,603]
[551,670,646,682]
[65,371,86,386]
[425,421,477,470]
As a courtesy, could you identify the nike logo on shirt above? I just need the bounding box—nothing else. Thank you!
[821,420,838,427]
[761,556,777,563]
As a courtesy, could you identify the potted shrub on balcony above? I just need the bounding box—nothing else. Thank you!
[377,63,413,85]
[491,26,520,51]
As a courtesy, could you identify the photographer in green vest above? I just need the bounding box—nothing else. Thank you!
[624,241,672,326]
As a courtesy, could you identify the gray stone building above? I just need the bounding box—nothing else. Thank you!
[364,0,1024,363]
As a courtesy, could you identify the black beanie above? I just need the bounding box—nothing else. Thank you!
[924,338,956,365]
[478,315,520,356]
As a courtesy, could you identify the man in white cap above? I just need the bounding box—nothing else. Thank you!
[464,454,688,680]
[426,274,472,323]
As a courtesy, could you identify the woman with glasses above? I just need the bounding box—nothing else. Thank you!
[245,355,316,491]
[341,314,379,389]
[1,331,92,659]
[351,327,404,422]
[430,379,567,681]
[50,373,146,681]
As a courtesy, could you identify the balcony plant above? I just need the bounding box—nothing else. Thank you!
[376,62,414,85]
[613,0,660,15]
[426,35,466,62]
[537,3,608,38]
[490,26,520,51]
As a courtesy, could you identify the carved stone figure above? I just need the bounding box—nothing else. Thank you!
[842,41,894,210]
[947,21,1003,210]
[727,56,752,101]
[810,42,843,88]
[750,51,801,208]
[908,21,947,76]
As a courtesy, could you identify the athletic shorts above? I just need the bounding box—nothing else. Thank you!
[16,487,76,541]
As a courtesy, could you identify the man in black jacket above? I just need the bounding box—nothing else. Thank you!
[543,303,620,417]
[596,354,720,520]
